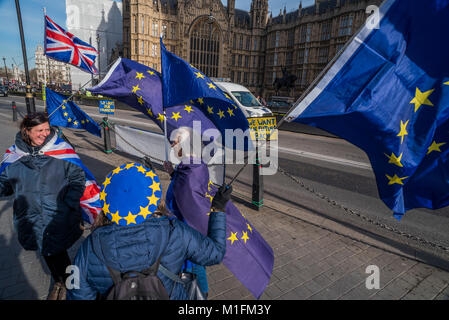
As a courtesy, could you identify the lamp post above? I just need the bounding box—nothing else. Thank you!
[206,10,216,77]
[14,0,35,114]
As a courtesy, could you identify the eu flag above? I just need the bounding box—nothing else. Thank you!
[285,0,449,220]
[88,58,218,139]
[46,88,101,137]
[160,38,250,135]
[168,160,274,299]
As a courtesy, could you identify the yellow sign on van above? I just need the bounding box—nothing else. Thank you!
[248,116,278,141]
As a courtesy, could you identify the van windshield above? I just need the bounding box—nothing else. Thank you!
[231,91,263,107]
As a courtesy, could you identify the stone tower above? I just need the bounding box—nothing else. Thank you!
[250,0,268,29]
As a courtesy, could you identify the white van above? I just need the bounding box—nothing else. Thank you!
[214,81,273,118]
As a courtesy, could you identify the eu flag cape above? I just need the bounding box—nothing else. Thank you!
[168,160,274,299]
[285,0,449,220]
[46,88,101,137]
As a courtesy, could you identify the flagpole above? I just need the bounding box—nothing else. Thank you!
[163,110,169,161]
[48,78,93,118]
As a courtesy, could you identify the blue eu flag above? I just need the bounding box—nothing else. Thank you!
[160,38,250,135]
[285,0,449,220]
[46,88,101,137]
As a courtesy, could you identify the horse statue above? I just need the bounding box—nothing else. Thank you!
[273,66,297,94]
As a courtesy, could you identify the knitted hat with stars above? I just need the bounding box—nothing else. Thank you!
[99,163,162,226]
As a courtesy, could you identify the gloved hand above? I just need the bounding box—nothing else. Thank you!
[211,185,233,212]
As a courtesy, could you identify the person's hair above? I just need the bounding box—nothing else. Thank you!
[20,112,50,146]
[170,126,203,159]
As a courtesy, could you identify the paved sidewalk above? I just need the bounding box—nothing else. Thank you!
[0,126,448,300]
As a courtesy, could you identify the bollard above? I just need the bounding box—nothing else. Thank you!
[102,117,113,154]
[12,101,17,122]
[251,140,264,211]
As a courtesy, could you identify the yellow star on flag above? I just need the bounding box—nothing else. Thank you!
[205,192,213,203]
[386,174,408,185]
[197,98,204,105]
[385,152,403,168]
[109,210,121,224]
[157,113,165,123]
[241,231,250,244]
[227,232,239,245]
[124,211,138,225]
[247,223,253,233]
[136,166,147,174]
[103,176,112,188]
[410,88,434,112]
[207,83,216,90]
[171,112,182,122]
[427,141,446,155]
[67,118,72,123]
[103,203,110,215]
[138,205,152,220]
[125,163,135,170]
[147,108,153,117]
[63,112,68,117]
[227,108,235,117]
[147,70,155,76]
[73,121,78,126]
[62,105,66,110]
[132,84,141,94]
[207,106,214,114]
[145,170,157,179]
[112,167,123,175]
[99,190,107,202]
[397,120,409,144]
[149,182,161,193]
[147,194,159,206]
[217,110,225,119]
[137,96,144,105]
[184,105,194,113]
[194,71,205,79]
[225,93,231,100]
[136,72,145,80]
[444,81,449,85]
[81,120,85,124]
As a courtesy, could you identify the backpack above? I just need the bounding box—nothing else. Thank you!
[105,257,170,300]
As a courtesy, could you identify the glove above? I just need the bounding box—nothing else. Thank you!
[211,185,233,212]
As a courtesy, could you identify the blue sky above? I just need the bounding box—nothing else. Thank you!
[0,0,314,70]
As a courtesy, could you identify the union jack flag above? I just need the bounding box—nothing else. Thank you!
[1,135,101,224]
[44,14,98,74]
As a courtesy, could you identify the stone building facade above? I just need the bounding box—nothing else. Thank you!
[35,45,71,85]
[123,0,382,101]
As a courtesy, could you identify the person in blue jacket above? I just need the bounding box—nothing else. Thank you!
[67,163,230,300]
[0,112,86,300]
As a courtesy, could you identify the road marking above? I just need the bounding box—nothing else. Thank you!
[276,146,372,170]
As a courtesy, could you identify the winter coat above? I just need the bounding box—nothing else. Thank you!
[0,130,85,256]
[66,211,226,300]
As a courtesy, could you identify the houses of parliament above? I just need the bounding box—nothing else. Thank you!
[122,0,382,100]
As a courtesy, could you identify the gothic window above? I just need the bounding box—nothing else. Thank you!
[153,22,158,37]
[254,37,258,51]
[239,35,243,49]
[275,31,280,47]
[286,52,293,66]
[274,53,278,66]
[339,14,353,36]
[246,37,250,50]
[133,15,138,33]
[189,20,220,77]
[320,21,332,41]
[318,47,329,63]
[162,24,167,39]
[287,29,295,47]
[141,17,145,34]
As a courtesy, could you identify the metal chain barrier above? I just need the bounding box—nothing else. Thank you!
[277,166,449,253]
